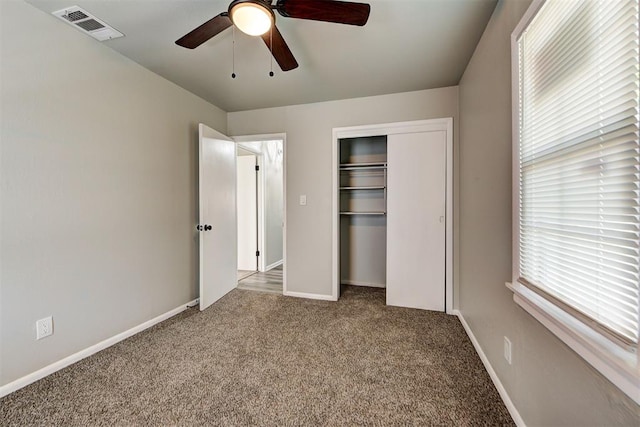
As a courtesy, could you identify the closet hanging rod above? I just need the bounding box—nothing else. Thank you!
[340,186,386,190]
[340,211,387,216]
[339,165,387,171]
[339,162,387,168]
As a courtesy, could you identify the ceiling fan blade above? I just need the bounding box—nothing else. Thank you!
[276,0,370,26]
[176,13,232,49]
[261,26,299,72]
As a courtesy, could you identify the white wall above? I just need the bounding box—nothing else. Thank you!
[0,0,227,386]
[228,87,458,297]
[458,0,640,424]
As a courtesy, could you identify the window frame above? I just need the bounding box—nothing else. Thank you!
[509,0,640,404]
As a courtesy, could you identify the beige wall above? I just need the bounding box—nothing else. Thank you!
[228,87,458,297]
[458,0,639,425]
[0,0,226,386]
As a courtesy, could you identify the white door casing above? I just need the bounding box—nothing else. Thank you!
[199,124,237,311]
[386,131,446,311]
[332,119,453,311]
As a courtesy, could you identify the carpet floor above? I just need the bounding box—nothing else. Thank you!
[1,286,514,426]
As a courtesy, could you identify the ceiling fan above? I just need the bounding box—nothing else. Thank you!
[175,0,371,72]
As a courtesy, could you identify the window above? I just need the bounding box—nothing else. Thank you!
[510,0,639,403]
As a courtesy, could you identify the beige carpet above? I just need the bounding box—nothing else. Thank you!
[1,286,514,426]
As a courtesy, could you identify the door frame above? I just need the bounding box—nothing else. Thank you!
[331,119,454,313]
[233,133,287,294]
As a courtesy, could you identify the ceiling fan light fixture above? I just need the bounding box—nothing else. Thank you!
[229,0,274,36]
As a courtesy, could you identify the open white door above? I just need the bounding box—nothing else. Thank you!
[199,124,237,311]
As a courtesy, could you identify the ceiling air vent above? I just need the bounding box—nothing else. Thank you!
[52,6,124,41]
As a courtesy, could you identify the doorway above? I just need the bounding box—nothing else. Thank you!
[235,137,285,294]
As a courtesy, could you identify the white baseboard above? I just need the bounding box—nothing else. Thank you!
[0,299,198,398]
[265,259,283,271]
[452,310,526,427]
[283,290,337,301]
[340,280,386,288]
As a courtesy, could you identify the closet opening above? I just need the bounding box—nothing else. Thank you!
[339,136,388,291]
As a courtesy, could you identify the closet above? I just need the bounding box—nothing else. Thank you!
[339,136,388,288]
[336,121,449,312]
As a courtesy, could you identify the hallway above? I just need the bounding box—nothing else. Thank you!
[237,265,283,294]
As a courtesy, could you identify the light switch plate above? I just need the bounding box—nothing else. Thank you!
[299,195,307,206]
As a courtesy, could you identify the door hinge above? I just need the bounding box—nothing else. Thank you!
[256,250,260,257]
[255,165,260,171]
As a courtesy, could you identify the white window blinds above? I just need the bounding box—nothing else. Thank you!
[517,0,640,344]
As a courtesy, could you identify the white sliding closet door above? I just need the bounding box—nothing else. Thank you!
[386,131,446,311]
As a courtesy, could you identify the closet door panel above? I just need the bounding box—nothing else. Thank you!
[386,131,446,311]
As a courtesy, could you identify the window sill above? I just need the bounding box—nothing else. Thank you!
[506,281,640,404]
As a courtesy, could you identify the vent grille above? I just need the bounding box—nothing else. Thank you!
[63,10,88,22]
[52,6,124,41]
[75,19,105,32]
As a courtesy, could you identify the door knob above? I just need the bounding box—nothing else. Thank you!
[204,224,212,231]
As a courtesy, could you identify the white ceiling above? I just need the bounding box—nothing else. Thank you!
[26,0,497,112]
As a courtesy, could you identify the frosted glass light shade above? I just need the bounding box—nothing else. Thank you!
[230,2,273,36]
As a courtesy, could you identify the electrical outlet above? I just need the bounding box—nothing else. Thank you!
[504,336,512,365]
[36,316,53,340]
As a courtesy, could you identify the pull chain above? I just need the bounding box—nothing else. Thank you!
[269,26,274,77]
[231,25,237,79]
